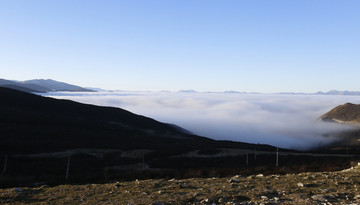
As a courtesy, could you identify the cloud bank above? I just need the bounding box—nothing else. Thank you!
[43,92,360,150]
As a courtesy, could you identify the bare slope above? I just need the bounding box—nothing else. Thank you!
[317,103,360,153]
[320,103,360,125]
[1,163,360,204]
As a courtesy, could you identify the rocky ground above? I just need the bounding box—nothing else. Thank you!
[1,164,360,205]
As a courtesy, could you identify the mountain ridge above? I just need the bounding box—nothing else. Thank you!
[0,78,94,93]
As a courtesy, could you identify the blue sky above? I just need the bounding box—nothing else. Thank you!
[0,0,359,92]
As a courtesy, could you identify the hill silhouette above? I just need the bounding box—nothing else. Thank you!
[0,87,277,154]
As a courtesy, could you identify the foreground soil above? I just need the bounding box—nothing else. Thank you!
[1,165,360,205]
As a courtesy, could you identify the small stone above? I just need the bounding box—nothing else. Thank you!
[261,196,268,200]
[297,182,304,187]
[256,174,264,178]
[273,197,279,201]
[354,195,360,199]
[14,188,23,193]
[311,194,327,202]
[229,178,240,183]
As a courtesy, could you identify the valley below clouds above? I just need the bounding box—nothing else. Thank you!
[43,92,360,150]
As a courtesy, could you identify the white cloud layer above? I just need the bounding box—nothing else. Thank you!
[43,92,360,150]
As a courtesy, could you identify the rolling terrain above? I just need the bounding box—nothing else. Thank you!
[0,88,358,188]
[0,87,290,187]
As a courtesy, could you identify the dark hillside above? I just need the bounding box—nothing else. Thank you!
[1,88,357,187]
[0,87,271,154]
[0,84,37,93]
[0,87,215,153]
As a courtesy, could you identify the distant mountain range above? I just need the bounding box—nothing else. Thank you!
[0,78,94,93]
[315,90,360,96]
[3,78,356,96]
[178,90,360,95]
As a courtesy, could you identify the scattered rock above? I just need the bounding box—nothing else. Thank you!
[260,196,268,200]
[13,188,23,193]
[311,194,327,202]
[229,178,240,183]
[273,197,280,201]
[297,182,304,187]
[319,188,328,193]
[256,174,264,178]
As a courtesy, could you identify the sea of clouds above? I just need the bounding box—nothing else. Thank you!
[42,91,360,150]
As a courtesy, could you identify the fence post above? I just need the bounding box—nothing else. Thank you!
[246,153,249,165]
[276,147,279,167]
[142,155,145,170]
[66,156,71,181]
[254,145,257,160]
[3,154,8,173]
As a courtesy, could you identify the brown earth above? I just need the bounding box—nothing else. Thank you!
[1,162,360,204]
[320,103,360,124]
